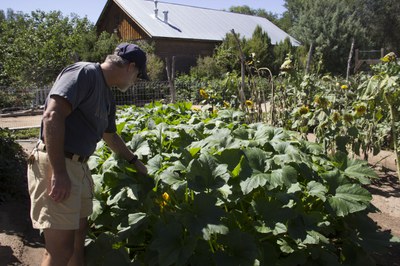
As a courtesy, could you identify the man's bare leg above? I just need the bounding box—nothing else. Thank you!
[41,229,75,266]
[68,218,89,266]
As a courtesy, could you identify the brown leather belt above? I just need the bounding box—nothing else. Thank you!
[37,142,89,163]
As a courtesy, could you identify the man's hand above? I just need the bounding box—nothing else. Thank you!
[49,172,71,202]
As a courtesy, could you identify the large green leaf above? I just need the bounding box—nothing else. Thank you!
[269,166,298,189]
[85,232,131,266]
[217,109,245,121]
[107,185,139,206]
[129,134,151,156]
[182,193,225,236]
[240,173,270,195]
[343,162,379,185]
[187,154,230,192]
[214,230,258,266]
[243,147,271,173]
[116,212,148,239]
[147,154,163,175]
[149,221,196,266]
[327,184,372,216]
[307,181,328,201]
[157,168,187,190]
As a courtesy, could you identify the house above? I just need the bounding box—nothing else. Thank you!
[96,0,299,73]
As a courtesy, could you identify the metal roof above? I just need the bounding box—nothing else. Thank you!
[111,0,300,45]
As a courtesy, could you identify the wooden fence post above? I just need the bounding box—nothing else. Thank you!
[166,56,176,103]
[346,38,355,81]
[305,42,314,74]
[230,29,246,109]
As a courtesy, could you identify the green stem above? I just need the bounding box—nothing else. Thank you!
[386,96,400,179]
[208,239,215,253]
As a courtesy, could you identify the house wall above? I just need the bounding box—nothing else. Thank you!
[154,39,219,73]
[97,2,148,40]
[96,1,221,74]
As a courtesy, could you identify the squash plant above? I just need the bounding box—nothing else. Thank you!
[85,102,393,265]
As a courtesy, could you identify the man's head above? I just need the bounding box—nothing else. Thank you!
[115,43,149,81]
[103,43,149,92]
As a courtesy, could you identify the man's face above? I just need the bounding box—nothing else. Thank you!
[117,64,140,92]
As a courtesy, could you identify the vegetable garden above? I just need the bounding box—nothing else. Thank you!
[84,55,400,266]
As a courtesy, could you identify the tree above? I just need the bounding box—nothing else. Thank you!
[245,25,274,70]
[229,5,287,31]
[287,0,366,74]
[0,9,97,88]
[356,0,400,52]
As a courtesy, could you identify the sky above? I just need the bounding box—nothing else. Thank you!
[0,0,286,23]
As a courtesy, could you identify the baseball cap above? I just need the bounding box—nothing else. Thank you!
[115,43,149,80]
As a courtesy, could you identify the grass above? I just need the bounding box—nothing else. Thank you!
[11,127,40,139]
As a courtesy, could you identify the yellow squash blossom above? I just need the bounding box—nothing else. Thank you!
[162,192,170,201]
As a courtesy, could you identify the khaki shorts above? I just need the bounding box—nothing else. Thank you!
[27,149,94,230]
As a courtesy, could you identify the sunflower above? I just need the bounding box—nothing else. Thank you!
[245,100,254,108]
[199,88,209,99]
[381,52,397,63]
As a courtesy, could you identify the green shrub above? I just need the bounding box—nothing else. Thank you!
[0,128,28,202]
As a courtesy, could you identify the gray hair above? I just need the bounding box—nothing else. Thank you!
[105,54,130,67]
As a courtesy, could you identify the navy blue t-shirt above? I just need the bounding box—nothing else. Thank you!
[41,62,116,157]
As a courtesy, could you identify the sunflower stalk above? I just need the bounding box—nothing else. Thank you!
[385,93,400,179]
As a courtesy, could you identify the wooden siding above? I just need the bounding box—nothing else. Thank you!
[97,1,149,41]
[154,39,219,73]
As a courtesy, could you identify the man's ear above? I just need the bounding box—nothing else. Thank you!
[129,62,136,70]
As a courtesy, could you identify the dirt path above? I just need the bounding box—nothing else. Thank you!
[0,114,42,129]
[1,141,400,265]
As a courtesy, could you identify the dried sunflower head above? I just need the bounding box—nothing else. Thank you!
[331,111,341,122]
[343,113,353,123]
[299,105,309,115]
[355,104,367,116]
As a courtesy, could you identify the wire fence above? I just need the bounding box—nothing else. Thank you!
[0,78,272,129]
[0,81,181,129]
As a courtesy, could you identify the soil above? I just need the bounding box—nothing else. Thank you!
[1,140,400,265]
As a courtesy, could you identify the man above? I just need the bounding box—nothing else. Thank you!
[27,43,149,266]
